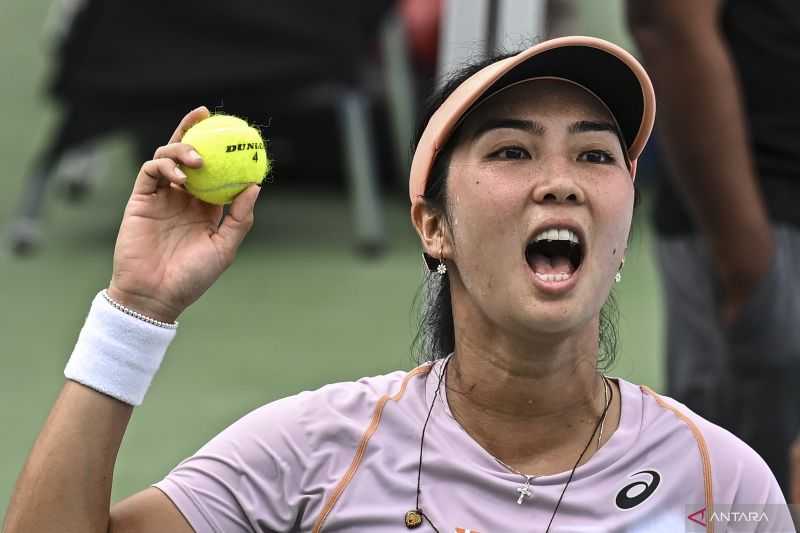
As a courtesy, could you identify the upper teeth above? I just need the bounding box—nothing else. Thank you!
[533,228,580,244]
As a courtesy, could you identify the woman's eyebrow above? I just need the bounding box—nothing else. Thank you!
[568,120,618,135]
[470,118,545,141]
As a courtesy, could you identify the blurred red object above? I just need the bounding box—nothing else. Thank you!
[401,0,441,72]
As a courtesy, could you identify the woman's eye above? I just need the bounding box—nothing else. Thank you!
[490,147,530,160]
[579,150,615,164]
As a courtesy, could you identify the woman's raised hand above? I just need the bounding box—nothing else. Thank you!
[108,106,261,322]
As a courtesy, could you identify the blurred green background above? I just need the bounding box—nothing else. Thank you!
[0,0,662,520]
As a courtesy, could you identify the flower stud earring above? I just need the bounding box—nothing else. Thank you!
[437,244,447,276]
[615,258,625,283]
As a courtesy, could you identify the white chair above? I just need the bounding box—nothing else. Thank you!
[437,0,547,84]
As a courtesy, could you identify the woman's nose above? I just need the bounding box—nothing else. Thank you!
[532,173,585,205]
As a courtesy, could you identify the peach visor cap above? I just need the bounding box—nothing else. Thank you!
[409,36,656,201]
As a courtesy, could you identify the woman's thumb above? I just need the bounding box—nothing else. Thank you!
[214,185,261,261]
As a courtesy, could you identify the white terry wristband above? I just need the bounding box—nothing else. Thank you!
[64,291,177,406]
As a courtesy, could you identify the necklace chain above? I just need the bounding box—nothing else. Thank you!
[491,375,612,504]
[408,357,615,532]
[598,376,611,449]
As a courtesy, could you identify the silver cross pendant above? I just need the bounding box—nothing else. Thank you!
[516,477,533,504]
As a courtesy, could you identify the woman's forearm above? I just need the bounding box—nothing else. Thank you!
[3,381,133,533]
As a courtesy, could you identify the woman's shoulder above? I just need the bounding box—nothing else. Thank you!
[181,365,433,480]
[155,367,435,532]
[624,380,785,505]
[243,364,433,445]
[296,363,432,419]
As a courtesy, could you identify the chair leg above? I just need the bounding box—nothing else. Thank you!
[437,0,492,82]
[8,111,80,255]
[495,0,546,52]
[8,161,53,255]
[381,9,418,186]
[55,139,105,204]
[338,90,387,258]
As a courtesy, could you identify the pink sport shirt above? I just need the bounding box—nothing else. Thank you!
[155,358,792,532]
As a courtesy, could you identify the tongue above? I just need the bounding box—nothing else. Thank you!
[530,253,576,276]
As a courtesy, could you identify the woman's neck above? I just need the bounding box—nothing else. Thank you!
[444,323,620,476]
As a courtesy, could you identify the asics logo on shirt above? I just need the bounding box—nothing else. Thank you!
[614,469,661,510]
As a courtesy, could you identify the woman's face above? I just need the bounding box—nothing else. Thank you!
[440,79,633,338]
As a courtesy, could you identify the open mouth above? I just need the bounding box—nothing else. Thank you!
[525,228,584,282]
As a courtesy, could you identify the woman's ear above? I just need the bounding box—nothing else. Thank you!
[410,197,448,259]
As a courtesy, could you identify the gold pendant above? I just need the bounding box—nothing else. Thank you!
[405,510,423,528]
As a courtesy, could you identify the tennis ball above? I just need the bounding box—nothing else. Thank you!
[180,114,269,205]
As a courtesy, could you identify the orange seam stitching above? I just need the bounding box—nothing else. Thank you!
[311,365,433,533]
[641,386,714,533]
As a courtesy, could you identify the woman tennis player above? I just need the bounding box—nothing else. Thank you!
[4,36,792,532]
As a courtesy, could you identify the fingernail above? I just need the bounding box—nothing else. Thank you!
[175,166,187,179]
[189,150,202,163]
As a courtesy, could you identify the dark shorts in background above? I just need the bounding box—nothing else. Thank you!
[657,224,800,493]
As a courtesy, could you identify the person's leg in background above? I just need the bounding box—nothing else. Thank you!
[791,436,800,503]
[724,225,800,493]
[657,235,732,428]
[659,226,800,494]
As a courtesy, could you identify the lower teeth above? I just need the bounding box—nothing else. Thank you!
[535,272,571,282]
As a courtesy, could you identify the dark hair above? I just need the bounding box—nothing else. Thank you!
[410,52,638,372]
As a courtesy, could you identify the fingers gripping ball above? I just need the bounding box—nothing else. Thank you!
[180,114,269,205]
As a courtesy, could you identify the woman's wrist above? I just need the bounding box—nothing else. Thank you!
[64,290,178,406]
[106,285,181,324]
